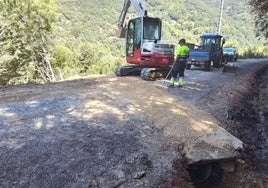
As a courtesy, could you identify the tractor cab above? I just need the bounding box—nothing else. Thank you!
[198,34,224,50]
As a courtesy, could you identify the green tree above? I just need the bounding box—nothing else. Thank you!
[249,0,268,39]
[0,0,57,85]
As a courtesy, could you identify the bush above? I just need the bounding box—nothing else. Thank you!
[240,45,268,58]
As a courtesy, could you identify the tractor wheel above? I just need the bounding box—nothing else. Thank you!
[186,64,191,70]
[222,56,228,65]
[213,56,222,68]
[204,61,211,71]
[213,60,220,68]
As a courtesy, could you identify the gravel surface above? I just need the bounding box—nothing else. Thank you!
[0,59,267,188]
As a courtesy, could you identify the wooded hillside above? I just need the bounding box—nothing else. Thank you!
[0,0,267,85]
[56,0,265,50]
[54,0,267,76]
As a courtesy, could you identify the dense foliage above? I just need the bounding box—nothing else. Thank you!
[249,0,268,39]
[0,0,267,85]
[0,0,57,85]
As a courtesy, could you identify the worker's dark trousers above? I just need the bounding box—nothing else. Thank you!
[171,59,187,79]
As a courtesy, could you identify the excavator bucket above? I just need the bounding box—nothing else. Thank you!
[117,26,126,38]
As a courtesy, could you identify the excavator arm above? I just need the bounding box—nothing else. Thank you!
[117,0,147,38]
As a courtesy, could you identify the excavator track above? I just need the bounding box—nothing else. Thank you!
[115,65,172,81]
[140,67,171,81]
[115,65,143,76]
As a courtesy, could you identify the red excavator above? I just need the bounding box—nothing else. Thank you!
[115,0,175,80]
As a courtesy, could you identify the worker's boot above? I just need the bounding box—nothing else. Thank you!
[178,77,185,87]
[169,77,175,88]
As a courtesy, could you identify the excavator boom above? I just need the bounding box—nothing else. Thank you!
[117,0,147,38]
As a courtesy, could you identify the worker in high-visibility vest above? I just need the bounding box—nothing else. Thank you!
[169,38,190,88]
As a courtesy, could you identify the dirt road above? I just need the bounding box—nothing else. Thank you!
[0,59,267,187]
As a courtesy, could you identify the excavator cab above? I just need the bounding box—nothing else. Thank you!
[125,16,174,67]
[126,17,161,57]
